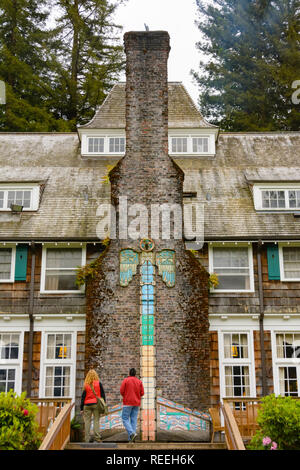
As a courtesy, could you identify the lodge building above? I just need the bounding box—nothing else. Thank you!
[0,31,300,440]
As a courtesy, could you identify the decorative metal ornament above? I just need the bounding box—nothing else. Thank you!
[140,238,155,252]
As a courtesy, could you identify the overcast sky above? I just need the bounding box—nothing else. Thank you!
[114,0,203,106]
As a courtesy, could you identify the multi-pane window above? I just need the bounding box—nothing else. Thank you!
[0,248,14,281]
[221,332,253,401]
[7,190,31,209]
[276,333,300,359]
[42,247,85,292]
[87,136,125,154]
[192,137,209,153]
[0,333,19,359]
[45,366,71,397]
[109,137,125,153]
[278,367,298,396]
[274,332,300,397]
[281,247,300,280]
[254,186,300,211]
[210,246,253,291]
[0,368,16,393]
[88,137,104,153]
[171,137,187,153]
[169,135,211,154]
[0,186,39,211]
[224,333,249,359]
[42,333,73,398]
[224,366,250,398]
[288,190,300,208]
[0,332,21,393]
[46,334,72,360]
[262,190,285,209]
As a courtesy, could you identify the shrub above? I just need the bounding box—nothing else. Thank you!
[248,394,300,450]
[0,390,42,450]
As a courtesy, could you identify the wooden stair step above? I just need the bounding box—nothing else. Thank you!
[65,442,226,450]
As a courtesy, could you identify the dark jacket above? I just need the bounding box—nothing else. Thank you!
[80,381,106,411]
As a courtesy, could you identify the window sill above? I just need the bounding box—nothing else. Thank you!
[40,291,85,295]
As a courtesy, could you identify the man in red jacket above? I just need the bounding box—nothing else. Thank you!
[120,368,144,442]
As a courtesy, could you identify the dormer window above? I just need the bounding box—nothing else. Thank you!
[81,133,126,157]
[169,133,215,156]
[253,184,300,211]
[0,185,40,211]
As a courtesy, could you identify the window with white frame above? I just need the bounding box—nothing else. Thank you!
[88,137,104,153]
[86,136,125,155]
[279,245,300,281]
[109,137,125,153]
[0,332,22,393]
[169,135,211,155]
[220,332,254,402]
[253,185,300,211]
[171,137,187,153]
[192,137,209,153]
[42,333,74,398]
[0,247,16,282]
[0,185,40,211]
[209,245,254,292]
[274,332,300,397]
[41,246,86,293]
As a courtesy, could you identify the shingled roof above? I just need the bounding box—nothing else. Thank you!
[182,132,300,239]
[79,82,216,129]
[0,131,300,240]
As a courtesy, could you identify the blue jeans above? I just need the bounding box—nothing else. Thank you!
[121,405,139,440]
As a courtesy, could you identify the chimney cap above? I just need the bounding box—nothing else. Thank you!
[124,30,170,52]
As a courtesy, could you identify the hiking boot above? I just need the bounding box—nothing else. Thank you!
[130,433,137,442]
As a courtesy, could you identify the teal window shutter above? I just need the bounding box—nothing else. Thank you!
[15,245,28,281]
[267,244,280,280]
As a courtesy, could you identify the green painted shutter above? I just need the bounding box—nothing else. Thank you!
[267,244,280,280]
[15,245,28,281]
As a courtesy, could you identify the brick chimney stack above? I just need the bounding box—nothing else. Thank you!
[85,32,211,438]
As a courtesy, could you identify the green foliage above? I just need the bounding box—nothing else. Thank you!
[0,0,126,131]
[193,0,300,131]
[0,390,42,450]
[248,394,300,450]
[76,238,110,286]
[70,415,81,430]
[45,0,127,129]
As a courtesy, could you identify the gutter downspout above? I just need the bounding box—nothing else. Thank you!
[257,241,268,397]
[27,241,36,398]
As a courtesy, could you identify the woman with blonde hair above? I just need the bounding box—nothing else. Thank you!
[80,369,106,443]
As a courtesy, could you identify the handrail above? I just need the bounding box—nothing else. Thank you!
[39,402,75,450]
[220,402,245,450]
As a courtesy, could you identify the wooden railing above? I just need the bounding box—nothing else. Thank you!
[31,398,72,438]
[223,398,262,443]
[220,402,245,450]
[39,402,75,450]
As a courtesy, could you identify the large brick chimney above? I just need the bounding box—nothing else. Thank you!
[85,31,210,441]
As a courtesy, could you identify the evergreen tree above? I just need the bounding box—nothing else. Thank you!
[48,0,126,130]
[192,0,300,131]
[0,0,68,131]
